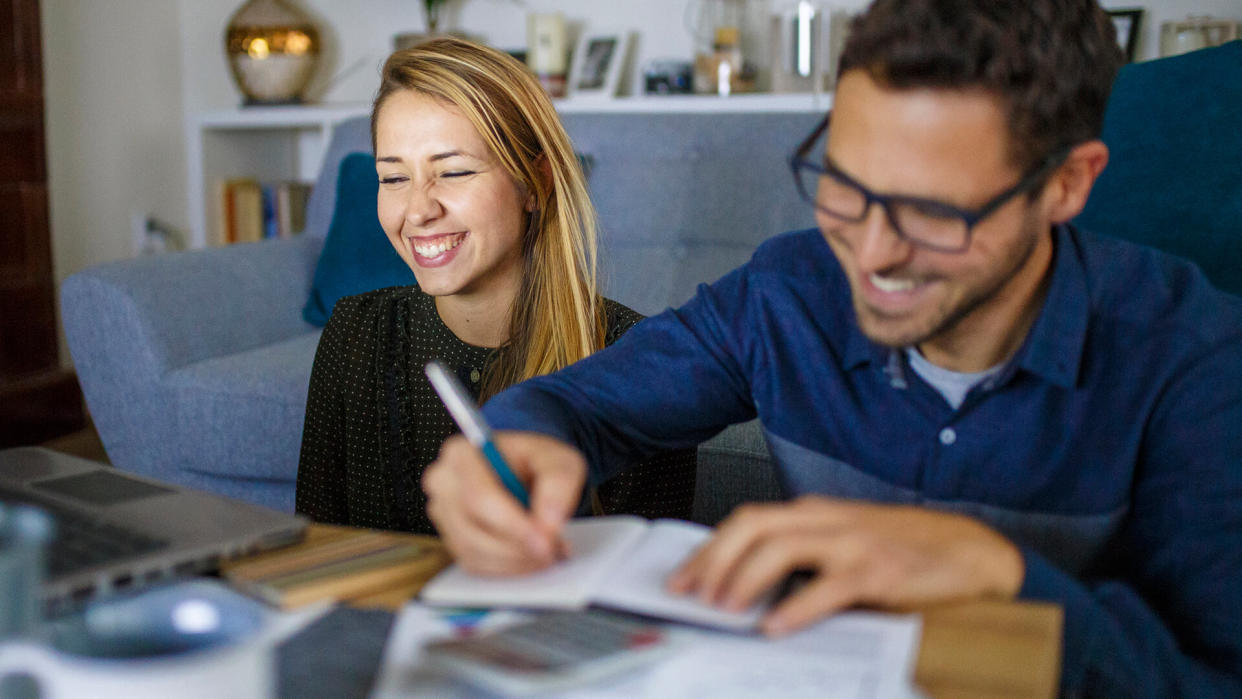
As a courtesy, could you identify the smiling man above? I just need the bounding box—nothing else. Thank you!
[422,1,1242,695]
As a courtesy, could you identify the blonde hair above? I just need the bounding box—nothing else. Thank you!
[371,37,605,400]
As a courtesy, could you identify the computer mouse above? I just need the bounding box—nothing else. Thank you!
[49,579,270,658]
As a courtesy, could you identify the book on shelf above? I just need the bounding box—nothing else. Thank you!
[214,178,313,246]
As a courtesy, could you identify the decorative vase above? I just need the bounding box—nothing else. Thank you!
[224,0,321,105]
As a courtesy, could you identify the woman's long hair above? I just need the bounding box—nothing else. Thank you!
[371,37,605,400]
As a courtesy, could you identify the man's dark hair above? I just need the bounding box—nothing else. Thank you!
[838,0,1123,170]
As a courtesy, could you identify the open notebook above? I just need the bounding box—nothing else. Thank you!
[419,516,770,631]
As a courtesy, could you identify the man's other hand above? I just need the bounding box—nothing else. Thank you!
[667,496,1025,635]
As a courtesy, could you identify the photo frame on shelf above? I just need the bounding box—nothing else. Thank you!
[1108,8,1143,62]
[568,30,630,99]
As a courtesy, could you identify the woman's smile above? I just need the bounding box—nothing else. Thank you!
[409,231,468,266]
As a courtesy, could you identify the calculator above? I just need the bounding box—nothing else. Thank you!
[423,609,677,695]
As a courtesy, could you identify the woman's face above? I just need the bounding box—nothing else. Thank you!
[374,90,530,302]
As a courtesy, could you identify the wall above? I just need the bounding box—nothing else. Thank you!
[41,0,187,279]
[41,0,187,368]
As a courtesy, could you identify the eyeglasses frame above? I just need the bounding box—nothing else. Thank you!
[790,112,1073,253]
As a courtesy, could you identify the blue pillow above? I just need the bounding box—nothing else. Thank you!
[303,152,415,326]
[1075,41,1242,296]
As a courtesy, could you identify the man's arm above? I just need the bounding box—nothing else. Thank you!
[1019,336,1242,696]
[482,268,762,483]
[425,267,764,573]
[667,332,1242,696]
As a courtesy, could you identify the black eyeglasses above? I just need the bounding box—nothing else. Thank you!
[790,113,1071,253]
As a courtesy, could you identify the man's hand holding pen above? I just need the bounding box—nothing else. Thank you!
[424,431,584,574]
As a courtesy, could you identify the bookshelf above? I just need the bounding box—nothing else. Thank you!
[186,103,369,249]
[184,92,832,250]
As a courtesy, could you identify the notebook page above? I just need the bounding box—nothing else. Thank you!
[591,519,766,631]
[419,516,649,609]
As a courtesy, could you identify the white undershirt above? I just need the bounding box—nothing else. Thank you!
[904,347,1006,410]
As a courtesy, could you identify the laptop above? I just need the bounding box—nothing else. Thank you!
[0,447,307,611]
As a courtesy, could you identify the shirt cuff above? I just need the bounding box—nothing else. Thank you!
[1017,546,1100,694]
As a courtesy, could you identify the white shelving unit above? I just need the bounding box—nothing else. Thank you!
[185,103,370,249]
[185,92,832,249]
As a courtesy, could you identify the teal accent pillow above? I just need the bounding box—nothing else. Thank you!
[302,152,415,326]
[1075,41,1242,296]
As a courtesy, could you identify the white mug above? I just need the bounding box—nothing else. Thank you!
[0,580,279,699]
[0,635,272,699]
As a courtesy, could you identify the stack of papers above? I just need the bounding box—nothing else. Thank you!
[371,604,923,698]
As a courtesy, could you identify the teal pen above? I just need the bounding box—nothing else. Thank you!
[425,360,531,508]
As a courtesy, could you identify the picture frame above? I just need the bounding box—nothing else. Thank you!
[568,30,631,99]
[1108,8,1143,62]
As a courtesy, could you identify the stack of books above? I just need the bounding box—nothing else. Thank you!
[214,178,313,246]
[221,524,450,609]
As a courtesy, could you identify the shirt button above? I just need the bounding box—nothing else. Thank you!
[939,427,957,445]
[469,369,480,383]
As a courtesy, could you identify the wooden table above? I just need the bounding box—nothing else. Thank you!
[230,524,1062,699]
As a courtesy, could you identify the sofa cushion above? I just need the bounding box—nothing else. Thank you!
[302,152,414,326]
[1075,41,1242,296]
[164,331,322,480]
[560,112,821,315]
[693,419,782,526]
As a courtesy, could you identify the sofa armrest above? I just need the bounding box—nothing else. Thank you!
[61,235,324,482]
[61,235,324,377]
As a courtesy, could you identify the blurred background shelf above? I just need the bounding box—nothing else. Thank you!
[185,91,833,250]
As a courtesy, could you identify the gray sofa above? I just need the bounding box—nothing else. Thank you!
[62,111,822,519]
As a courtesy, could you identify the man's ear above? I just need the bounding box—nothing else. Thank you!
[1044,140,1109,224]
[526,153,553,212]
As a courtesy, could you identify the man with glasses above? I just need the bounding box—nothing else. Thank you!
[424,1,1242,695]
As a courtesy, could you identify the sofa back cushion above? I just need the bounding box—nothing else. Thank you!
[301,111,823,319]
[302,152,413,326]
[563,112,821,315]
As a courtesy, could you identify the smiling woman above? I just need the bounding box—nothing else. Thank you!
[294,38,696,534]
[373,90,530,347]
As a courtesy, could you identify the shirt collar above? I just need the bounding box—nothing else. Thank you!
[1010,223,1088,388]
[837,224,1089,389]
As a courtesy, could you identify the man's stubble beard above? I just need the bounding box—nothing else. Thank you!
[851,206,1047,350]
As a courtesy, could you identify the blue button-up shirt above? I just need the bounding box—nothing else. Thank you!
[486,224,1242,696]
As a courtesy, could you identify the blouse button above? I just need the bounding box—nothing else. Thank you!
[939,427,957,445]
[469,369,480,383]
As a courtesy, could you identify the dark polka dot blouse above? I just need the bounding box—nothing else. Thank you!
[295,285,696,533]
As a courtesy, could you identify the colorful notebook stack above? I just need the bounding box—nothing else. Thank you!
[221,524,450,609]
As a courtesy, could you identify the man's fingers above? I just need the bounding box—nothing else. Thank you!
[424,432,588,574]
[716,532,837,612]
[527,449,586,537]
[424,435,547,569]
[761,573,863,636]
[426,483,537,573]
[676,500,837,604]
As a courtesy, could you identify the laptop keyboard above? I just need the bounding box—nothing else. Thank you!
[44,505,170,578]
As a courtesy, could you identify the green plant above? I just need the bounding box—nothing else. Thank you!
[422,0,450,34]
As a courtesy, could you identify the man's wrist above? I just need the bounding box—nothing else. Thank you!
[990,538,1026,598]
